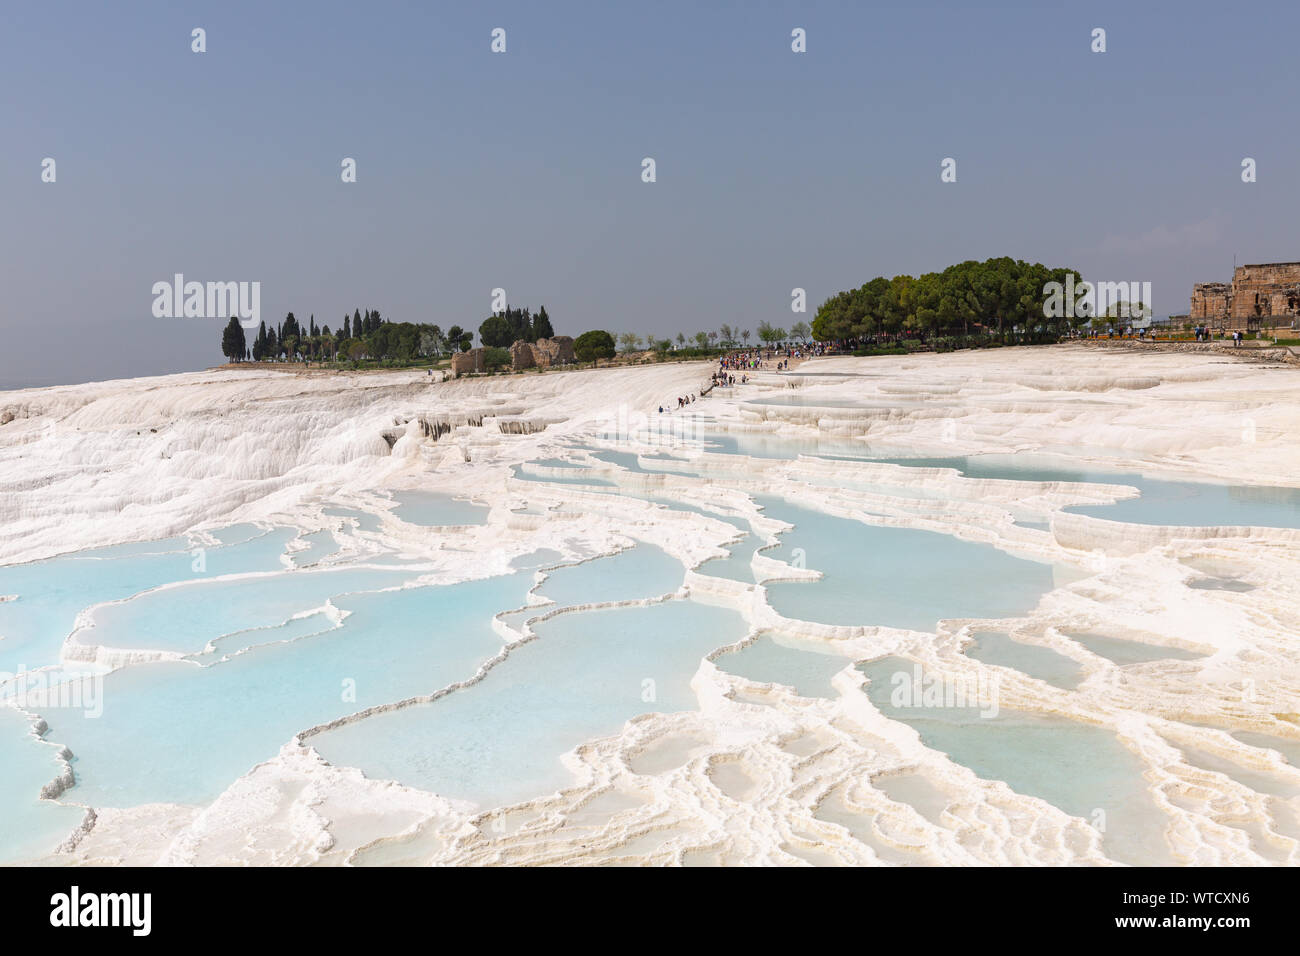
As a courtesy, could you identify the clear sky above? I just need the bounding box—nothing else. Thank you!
[3,0,1296,386]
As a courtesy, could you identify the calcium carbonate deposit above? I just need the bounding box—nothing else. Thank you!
[2,344,1299,866]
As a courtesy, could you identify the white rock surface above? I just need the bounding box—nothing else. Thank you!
[7,345,1300,866]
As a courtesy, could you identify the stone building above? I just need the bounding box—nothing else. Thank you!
[510,336,576,371]
[1189,263,1300,330]
[450,348,485,377]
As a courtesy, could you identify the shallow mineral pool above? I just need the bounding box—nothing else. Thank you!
[715,634,851,699]
[757,496,1058,632]
[962,631,1085,691]
[309,598,748,807]
[390,490,490,526]
[858,657,1173,865]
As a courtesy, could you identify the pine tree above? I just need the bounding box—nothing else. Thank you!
[534,306,554,340]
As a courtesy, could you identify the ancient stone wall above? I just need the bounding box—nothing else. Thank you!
[1229,263,1300,323]
[532,336,575,367]
[509,340,536,370]
[1187,265,1300,329]
[450,348,485,377]
[509,336,576,371]
[1189,283,1230,321]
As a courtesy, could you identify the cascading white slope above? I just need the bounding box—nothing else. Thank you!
[5,345,1300,866]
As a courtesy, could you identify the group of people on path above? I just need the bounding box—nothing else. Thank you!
[1193,326,1245,345]
[655,343,816,414]
[718,344,814,373]
[719,351,764,371]
[710,370,745,388]
[659,393,698,413]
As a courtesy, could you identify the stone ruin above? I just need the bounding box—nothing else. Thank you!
[448,337,576,377]
[1189,262,1300,330]
[450,348,485,377]
[510,336,576,371]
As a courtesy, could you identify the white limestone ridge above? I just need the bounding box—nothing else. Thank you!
[3,345,1298,866]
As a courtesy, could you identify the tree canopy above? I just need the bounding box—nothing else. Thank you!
[811,258,1087,343]
[221,317,247,362]
[574,329,616,365]
[478,305,556,348]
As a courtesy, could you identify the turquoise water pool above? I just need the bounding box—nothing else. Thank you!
[536,544,684,607]
[859,657,1171,864]
[47,573,536,809]
[871,454,1300,530]
[1064,631,1205,665]
[81,566,420,655]
[0,527,298,673]
[390,491,489,526]
[0,706,87,863]
[716,634,850,698]
[310,598,748,807]
[758,496,1057,632]
[963,631,1084,691]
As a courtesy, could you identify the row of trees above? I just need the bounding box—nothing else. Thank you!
[220,303,819,366]
[611,321,814,355]
[478,306,555,348]
[810,258,1087,344]
[222,308,477,364]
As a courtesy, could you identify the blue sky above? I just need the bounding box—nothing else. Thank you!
[3,0,1296,385]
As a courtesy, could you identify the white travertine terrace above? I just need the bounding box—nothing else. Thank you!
[3,344,1299,866]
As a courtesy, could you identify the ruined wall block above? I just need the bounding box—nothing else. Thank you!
[450,348,486,377]
[1188,263,1300,328]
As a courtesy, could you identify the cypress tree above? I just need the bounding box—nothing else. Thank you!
[221,316,246,363]
[534,306,553,340]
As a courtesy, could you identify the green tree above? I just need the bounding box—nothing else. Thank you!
[447,325,472,352]
[479,315,514,348]
[533,306,554,339]
[574,329,616,365]
[617,332,642,353]
[221,317,246,363]
[419,325,444,357]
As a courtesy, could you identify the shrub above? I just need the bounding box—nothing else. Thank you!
[574,330,616,364]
